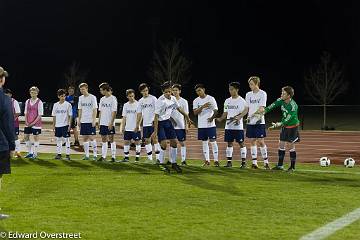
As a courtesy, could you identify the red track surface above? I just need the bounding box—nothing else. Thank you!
[35,129,360,164]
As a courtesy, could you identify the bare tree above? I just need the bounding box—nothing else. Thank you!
[304,52,348,128]
[148,39,191,87]
[64,61,88,89]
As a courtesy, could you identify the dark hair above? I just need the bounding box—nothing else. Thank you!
[4,89,12,95]
[57,89,66,96]
[68,86,75,90]
[138,83,149,92]
[229,82,240,90]
[282,86,294,98]
[161,81,172,92]
[99,82,111,91]
[126,89,135,96]
[194,83,205,90]
[172,83,182,90]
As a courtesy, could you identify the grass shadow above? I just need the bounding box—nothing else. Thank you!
[10,157,30,166]
[62,160,93,170]
[29,158,58,169]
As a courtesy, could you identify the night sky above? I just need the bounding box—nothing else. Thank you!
[1,0,359,105]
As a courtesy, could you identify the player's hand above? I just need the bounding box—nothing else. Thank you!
[92,122,96,128]
[215,118,222,123]
[68,126,71,132]
[134,125,140,133]
[187,118,195,126]
[202,102,211,109]
[268,122,282,130]
[150,131,158,142]
[108,124,113,131]
[207,117,214,123]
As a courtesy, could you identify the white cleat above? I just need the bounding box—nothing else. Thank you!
[0,213,9,220]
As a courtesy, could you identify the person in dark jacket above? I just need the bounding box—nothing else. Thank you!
[0,66,15,219]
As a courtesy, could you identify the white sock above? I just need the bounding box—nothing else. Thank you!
[91,140,97,157]
[56,137,62,155]
[26,141,33,154]
[202,141,210,162]
[34,142,40,156]
[180,146,186,162]
[170,147,177,164]
[159,148,165,164]
[135,144,141,158]
[65,138,71,155]
[241,147,247,160]
[226,146,233,160]
[84,142,90,158]
[102,142,108,158]
[154,143,161,160]
[251,145,257,165]
[260,146,269,164]
[210,141,219,162]
[145,144,153,160]
[111,142,116,159]
[124,145,130,158]
[15,139,21,153]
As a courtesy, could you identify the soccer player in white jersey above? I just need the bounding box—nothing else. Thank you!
[98,83,117,162]
[135,83,161,162]
[78,83,98,160]
[52,89,72,160]
[171,84,189,165]
[153,82,193,173]
[4,89,22,158]
[193,84,219,167]
[216,82,248,167]
[120,89,141,163]
[245,76,270,169]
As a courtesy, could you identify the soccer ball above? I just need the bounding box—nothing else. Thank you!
[319,157,330,167]
[344,158,355,168]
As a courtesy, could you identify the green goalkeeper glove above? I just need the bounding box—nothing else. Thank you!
[268,122,282,130]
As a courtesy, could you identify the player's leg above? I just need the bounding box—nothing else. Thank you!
[273,140,286,170]
[72,119,80,146]
[287,127,300,171]
[179,140,187,165]
[64,127,71,160]
[33,129,41,159]
[23,127,33,158]
[122,138,131,162]
[143,127,154,162]
[225,141,233,167]
[287,142,296,171]
[209,127,219,167]
[14,128,21,158]
[199,128,210,166]
[80,123,90,160]
[134,139,141,162]
[258,138,270,169]
[100,130,108,162]
[54,127,63,159]
[109,134,116,162]
[246,125,257,168]
[250,138,258,169]
[237,130,247,168]
[90,134,98,160]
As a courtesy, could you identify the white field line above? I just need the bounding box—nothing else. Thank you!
[299,208,360,240]
[297,169,360,175]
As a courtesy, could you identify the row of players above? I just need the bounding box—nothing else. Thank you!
[5,76,300,173]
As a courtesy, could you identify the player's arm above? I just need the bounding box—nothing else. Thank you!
[216,112,227,122]
[235,106,249,120]
[120,116,126,134]
[193,102,211,115]
[151,114,159,141]
[176,107,194,126]
[92,108,97,127]
[264,98,282,114]
[68,110,72,132]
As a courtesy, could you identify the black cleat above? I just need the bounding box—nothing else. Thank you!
[166,161,171,165]
[240,162,247,169]
[54,154,62,160]
[202,161,210,167]
[272,165,284,170]
[264,163,271,170]
[159,164,170,173]
[121,158,129,163]
[251,164,259,169]
[214,161,220,167]
[97,157,105,162]
[181,161,187,166]
[287,167,295,173]
[224,161,232,168]
[65,155,71,160]
[74,141,80,147]
[135,157,140,163]
[110,158,116,163]
[172,163,182,173]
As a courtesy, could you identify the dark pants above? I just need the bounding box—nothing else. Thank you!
[0,151,11,174]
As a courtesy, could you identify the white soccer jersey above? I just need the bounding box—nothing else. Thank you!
[13,99,21,114]
[52,101,72,128]
[99,95,118,126]
[137,94,157,127]
[24,98,44,129]
[193,95,218,128]
[78,94,98,124]
[122,101,139,132]
[224,96,247,130]
[155,95,180,121]
[171,97,189,130]
[245,89,267,125]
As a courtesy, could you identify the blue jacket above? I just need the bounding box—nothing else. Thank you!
[0,87,15,151]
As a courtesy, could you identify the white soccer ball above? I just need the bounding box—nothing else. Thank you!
[319,157,330,167]
[344,158,355,168]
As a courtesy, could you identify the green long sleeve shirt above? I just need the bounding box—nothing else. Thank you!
[265,98,300,127]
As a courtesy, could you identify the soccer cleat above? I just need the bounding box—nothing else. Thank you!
[0,213,9,219]
[172,163,182,173]
[272,165,284,170]
[181,161,187,166]
[166,161,171,165]
[97,157,105,162]
[31,154,38,160]
[202,161,210,167]
[240,162,247,169]
[287,167,295,173]
[251,164,259,169]
[214,161,220,167]
[224,161,232,168]
[264,163,271,170]
[135,157,140,163]
[82,156,90,160]
[110,158,116,163]
[155,159,161,165]
[54,154,62,160]
[24,153,33,159]
[121,158,129,163]
[65,155,71,160]
[92,156,98,161]
[159,164,170,173]
[74,141,80,146]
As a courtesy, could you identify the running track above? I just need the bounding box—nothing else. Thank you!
[20,129,360,164]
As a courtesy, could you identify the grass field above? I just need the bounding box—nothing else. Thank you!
[1,154,360,240]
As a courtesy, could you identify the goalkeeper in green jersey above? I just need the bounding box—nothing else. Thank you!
[257,86,300,172]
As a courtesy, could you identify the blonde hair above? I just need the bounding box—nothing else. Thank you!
[29,86,40,93]
[248,76,260,86]
[78,82,88,89]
